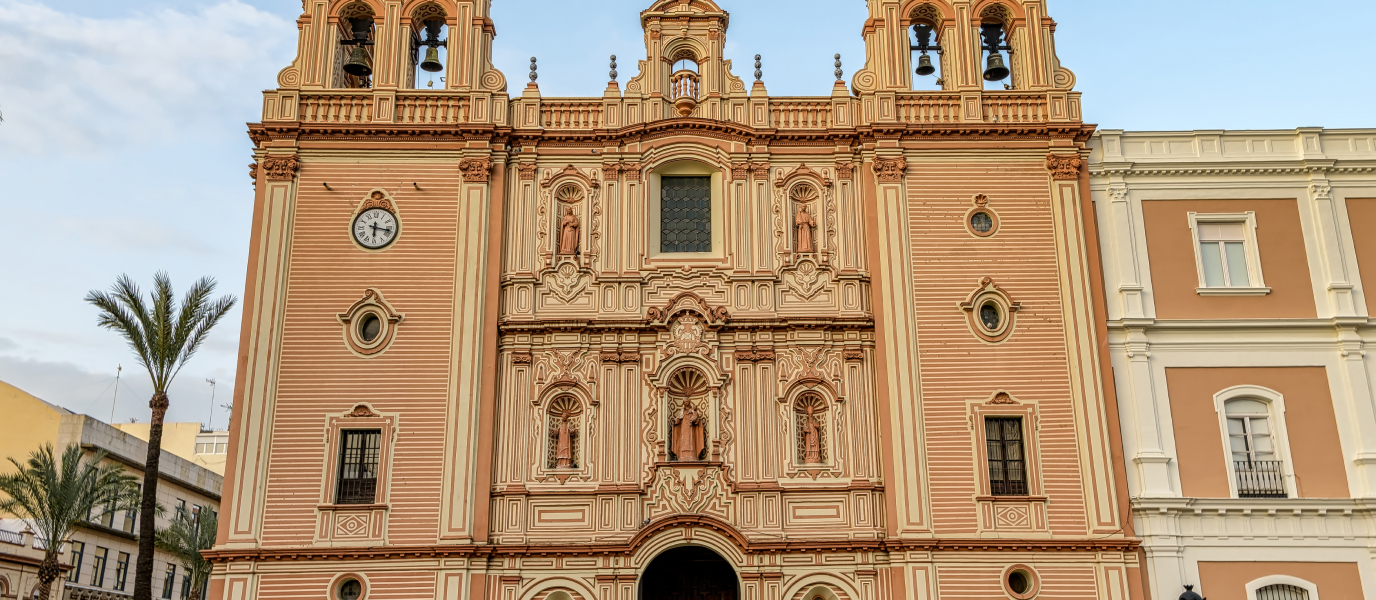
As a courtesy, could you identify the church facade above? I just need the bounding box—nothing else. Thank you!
[210,1,1142,600]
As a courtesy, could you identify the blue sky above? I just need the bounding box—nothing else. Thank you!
[1,0,1372,427]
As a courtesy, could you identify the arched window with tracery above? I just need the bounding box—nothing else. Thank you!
[335,2,377,89]
[546,395,582,469]
[666,368,709,462]
[794,393,828,464]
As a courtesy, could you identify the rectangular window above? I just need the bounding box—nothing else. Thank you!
[90,547,108,587]
[1197,221,1252,287]
[175,499,187,520]
[660,176,712,253]
[67,541,85,582]
[180,575,190,599]
[985,417,1029,496]
[123,507,136,533]
[114,552,130,591]
[97,501,115,528]
[162,564,177,599]
[336,429,382,504]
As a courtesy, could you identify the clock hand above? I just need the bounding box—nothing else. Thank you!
[370,222,380,237]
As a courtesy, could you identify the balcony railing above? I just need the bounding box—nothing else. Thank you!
[0,529,23,545]
[1235,460,1287,498]
[394,94,469,124]
[980,93,1047,123]
[896,94,962,124]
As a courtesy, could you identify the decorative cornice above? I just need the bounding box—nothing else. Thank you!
[733,349,775,362]
[1089,163,1376,177]
[599,351,640,364]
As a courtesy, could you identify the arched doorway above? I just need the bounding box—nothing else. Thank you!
[640,546,738,600]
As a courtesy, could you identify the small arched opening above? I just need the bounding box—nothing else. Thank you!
[640,545,738,600]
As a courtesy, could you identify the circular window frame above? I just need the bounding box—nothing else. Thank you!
[329,573,369,600]
[966,207,999,237]
[337,289,405,358]
[1001,564,1039,600]
[964,194,1000,238]
[960,278,1019,344]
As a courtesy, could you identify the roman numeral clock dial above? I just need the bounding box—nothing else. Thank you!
[352,207,399,249]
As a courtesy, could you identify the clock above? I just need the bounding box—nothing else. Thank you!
[352,208,398,249]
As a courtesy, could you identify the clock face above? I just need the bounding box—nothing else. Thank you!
[352,208,398,249]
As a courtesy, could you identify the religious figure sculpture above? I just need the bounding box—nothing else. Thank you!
[801,404,822,464]
[671,402,704,461]
[558,207,580,255]
[554,412,574,468]
[795,205,816,253]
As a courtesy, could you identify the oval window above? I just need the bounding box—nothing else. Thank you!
[338,579,363,600]
[1007,570,1031,596]
[970,211,994,234]
[979,303,1001,331]
[359,314,382,342]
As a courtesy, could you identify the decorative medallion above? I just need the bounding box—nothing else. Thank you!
[666,314,709,358]
[262,155,300,181]
[872,156,907,183]
[459,157,493,182]
[1046,154,1083,181]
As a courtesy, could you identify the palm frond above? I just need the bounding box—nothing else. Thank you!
[0,444,138,555]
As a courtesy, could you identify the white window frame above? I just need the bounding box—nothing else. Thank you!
[1246,575,1319,600]
[1213,385,1296,499]
[1188,211,1271,296]
[647,160,725,261]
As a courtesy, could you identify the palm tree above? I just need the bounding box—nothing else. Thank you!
[154,510,216,600]
[86,273,237,600]
[0,444,140,600]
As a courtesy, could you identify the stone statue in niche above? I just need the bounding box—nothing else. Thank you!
[795,205,816,253]
[558,207,580,255]
[801,404,821,463]
[554,412,574,468]
[671,402,705,461]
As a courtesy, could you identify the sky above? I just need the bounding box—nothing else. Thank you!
[0,0,1372,429]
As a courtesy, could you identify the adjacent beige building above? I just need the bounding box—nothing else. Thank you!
[1088,129,1376,600]
[0,383,223,600]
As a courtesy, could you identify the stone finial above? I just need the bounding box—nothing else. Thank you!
[834,54,843,81]
[609,55,618,81]
[754,54,762,81]
[529,57,538,82]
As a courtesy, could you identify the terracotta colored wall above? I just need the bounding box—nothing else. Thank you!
[1141,199,1315,319]
[1166,367,1348,499]
[1347,199,1376,316]
[905,160,1087,534]
[259,164,465,546]
[1198,561,1363,600]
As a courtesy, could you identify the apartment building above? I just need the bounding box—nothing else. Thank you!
[0,382,223,600]
[1089,129,1376,600]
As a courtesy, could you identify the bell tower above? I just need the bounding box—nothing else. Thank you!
[265,0,507,124]
[621,0,748,120]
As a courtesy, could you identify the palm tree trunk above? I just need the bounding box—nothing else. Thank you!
[133,392,169,600]
[36,551,59,600]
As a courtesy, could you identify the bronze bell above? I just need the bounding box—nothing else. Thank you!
[983,52,1009,82]
[343,45,372,77]
[915,53,935,77]
[420,46,443,73]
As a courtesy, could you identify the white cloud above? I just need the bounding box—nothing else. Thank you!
[0,0,292,154]
[0,354,236,428]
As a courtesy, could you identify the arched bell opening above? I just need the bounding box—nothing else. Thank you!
[409,3,449,89]
[639,545,738,600]
[978,5,1014,90]
[907,4,946,90]
[335,2,377,89]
